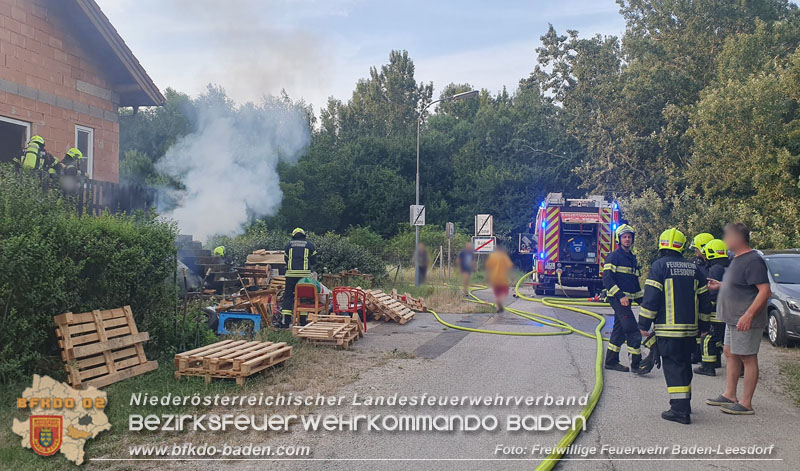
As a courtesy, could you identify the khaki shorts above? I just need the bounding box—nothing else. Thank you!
[724,325,762,356]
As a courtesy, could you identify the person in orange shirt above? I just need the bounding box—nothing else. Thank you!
[485,245,513,312]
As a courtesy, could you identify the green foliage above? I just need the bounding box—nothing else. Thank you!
[208,225,386,278]
[0,165,180,382]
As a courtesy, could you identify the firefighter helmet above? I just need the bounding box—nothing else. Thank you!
[213,245,225,257]
[615,224,635,242]
[690,232,714,250]
[66,147,83,160]
[292,227,306,237]
[703,239,728,260]
[30,135,44,146]
[658,228,687,253]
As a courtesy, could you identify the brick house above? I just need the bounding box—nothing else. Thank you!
[0,0,164,182]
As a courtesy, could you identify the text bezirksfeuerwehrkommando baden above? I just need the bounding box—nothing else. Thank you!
[128,393,589,433]
[130,392,588,408]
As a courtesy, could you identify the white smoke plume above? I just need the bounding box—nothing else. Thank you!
[157,91,310,240]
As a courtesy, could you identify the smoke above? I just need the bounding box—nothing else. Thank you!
[156,91,310,240]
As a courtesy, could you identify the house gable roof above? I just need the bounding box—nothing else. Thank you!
[67,0,166,107]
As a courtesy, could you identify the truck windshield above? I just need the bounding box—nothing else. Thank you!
[764,255,800,284]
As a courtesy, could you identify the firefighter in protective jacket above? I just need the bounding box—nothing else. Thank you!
[690,232,714,363]
[638,228,712,424]
[603,224,644,372]
[696,239,730,376]
[280,228,317,328]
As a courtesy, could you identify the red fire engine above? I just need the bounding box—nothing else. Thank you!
[532,193,621,296]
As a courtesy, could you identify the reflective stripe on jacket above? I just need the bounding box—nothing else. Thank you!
[602,247,643,300]
[638,252,712,337]
[284,238,317,277]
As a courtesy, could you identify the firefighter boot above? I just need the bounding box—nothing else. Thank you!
[604,350,629,372]
[694,364,716,376]
[636,345,660,376]
[661,409,691,425]
[630,353,642,371]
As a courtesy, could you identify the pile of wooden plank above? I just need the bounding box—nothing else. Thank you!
[216,288,279,326]
[390,289,427,312]
[54,306,158,389]
[365,289,416,324]
[174,339,292,385]
[292,314,363,348]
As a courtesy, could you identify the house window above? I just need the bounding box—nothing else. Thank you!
[75,125,94,178]
[0,116,31,164]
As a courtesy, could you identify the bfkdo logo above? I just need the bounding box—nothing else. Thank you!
[30,415,63,456]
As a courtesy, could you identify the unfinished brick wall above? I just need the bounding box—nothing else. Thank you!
[0,0,120,182]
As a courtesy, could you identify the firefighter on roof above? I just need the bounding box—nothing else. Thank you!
[638,228,712,424]
[280,228,317,328]
[603,224,644,372]
[696,239,730,376]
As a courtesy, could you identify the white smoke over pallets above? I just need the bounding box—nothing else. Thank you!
[157,91,310,240]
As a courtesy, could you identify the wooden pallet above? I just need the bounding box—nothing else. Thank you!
[365,289,416,324]
[390,289,427,312]
[292,315,363,348]
[54,306,158,389]
[174,339,292,385]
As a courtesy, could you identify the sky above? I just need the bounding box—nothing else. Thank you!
[96,0,626,112]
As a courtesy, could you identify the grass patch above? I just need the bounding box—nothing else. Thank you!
[779,359,800,407]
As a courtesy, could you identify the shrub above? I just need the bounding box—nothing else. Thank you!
[208,224,386,278]
[0,165,180,382]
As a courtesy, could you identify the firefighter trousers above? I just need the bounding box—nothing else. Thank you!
[701,321,725,368]
[658,336,694,415]
[606,297,642,368]
[280,275,305,327]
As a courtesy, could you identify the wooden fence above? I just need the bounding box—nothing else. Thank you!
[20,168,158,216]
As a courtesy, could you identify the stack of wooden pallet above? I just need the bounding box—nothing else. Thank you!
[365,289,416,324]
[390,289,427,312]
[54,306,158,389]
[216,288,278,325]
[291,314,363,348]
[174,339,292,385]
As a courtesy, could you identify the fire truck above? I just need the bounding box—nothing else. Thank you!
[532,193,622,296]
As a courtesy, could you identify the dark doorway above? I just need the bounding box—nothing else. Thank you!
[0,117,30,164]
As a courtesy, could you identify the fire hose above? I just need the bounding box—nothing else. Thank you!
[426,271,615,471]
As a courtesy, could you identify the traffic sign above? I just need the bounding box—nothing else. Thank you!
[445,222,455,239]
[475,214,493,236]
[473,236,496,253]
[410,205,425,226]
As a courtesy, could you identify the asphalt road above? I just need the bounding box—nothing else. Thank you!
[213,288,799,471]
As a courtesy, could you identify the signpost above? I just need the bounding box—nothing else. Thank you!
[410,205,425,226]
[474,214,493,236]
[473,236,496,253]
[445,222,454,278]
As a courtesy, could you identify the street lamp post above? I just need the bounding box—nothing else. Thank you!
[415,89,479,286]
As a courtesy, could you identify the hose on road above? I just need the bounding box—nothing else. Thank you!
[426,271,612,471]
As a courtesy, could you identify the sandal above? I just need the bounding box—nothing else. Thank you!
[705,395,735,406]
[720,402,754,415]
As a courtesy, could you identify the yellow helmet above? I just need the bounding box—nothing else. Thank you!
[703,239,728,260]
[66,147,83,160]
[292,227,306,237]
[615,224,635,242]
[658,228,687,253]
[690,232,714,250]
[213,246,225,257]
[30,135,44,146]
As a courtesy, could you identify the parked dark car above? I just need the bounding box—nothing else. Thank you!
[762,250,800,346]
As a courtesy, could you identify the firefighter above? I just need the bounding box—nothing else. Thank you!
[57,147,84,176]
[280,228,317,328]
[690,232,714,363]
[17,135,46,170]
[638,228,712,424]
[696,239,730,376]
[213,246,225,257]
[603,224,644,372]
